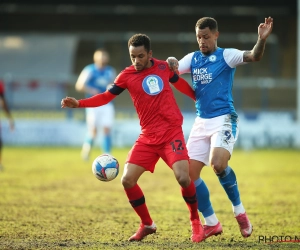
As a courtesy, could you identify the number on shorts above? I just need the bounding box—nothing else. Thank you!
[224,130,231,143]
[170,140,184,152]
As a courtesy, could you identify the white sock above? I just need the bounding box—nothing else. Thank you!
[145,221,156,228]
[82,143,91,152]
[233,203,245,216]
[204,214,219,226]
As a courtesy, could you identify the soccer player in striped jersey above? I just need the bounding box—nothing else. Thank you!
[167,17,273,239]
[62,33,205,242]
[0,80,14,171]
[75,49,116,160]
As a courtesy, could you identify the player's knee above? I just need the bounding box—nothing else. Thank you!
[211,161,226,175]
[121,175,136,189]
[176,175,190,188]
[103,127,110,134]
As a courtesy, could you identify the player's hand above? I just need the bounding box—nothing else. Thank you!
[61,96,79,108]
[258,17,273,40]
[166,57,179,72]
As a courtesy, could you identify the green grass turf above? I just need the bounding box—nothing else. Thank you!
[0,147,300,249]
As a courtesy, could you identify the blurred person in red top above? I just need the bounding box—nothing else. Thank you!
[61,33,205,243]
[0,80,14,171]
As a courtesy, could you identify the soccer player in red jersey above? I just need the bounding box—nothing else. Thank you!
[61,33,204,242]
[0,80,14,171]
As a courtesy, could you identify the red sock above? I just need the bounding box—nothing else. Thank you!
[181,181,200,221]
[124,184,153,226]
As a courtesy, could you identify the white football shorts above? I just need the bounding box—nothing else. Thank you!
[85,103,115,129]
[186,114,239,166]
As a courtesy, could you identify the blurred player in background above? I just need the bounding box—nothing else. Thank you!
[167,17,273,239]
[62,33,205,243]
[0,80,14,171]
[75,49,116,160]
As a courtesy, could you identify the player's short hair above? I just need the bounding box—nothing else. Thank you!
[93,48,110,63]
[195,17,218,31]
[128,34,151,53]
[95,48,108,55]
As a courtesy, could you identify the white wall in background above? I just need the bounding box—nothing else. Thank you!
[2,113,300,149]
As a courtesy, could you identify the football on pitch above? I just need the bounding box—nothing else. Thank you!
[92,154,119,182]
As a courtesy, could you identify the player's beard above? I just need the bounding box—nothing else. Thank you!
[134,64,144,71]
[200,46,210,55]
[135,56,151,71]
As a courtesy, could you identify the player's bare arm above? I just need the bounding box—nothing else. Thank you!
[75,72,99,95]
[243,39,266,62]
[61,97,79,108]
[243,17,273,63]
[76,80,98,95]
[166,57,179,72]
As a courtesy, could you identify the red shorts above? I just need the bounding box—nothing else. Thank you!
[126,126,189,172]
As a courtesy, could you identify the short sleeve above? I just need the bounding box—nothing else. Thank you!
[114,71,128,89]
[223,48,247,68]
[178,52,194,75]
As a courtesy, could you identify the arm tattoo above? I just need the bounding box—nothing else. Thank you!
[243,39,266,62]
[167,57,179,71]
[243,51,253,62]
[170,61,177,67]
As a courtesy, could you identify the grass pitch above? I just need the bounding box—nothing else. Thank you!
[0,147,300,249]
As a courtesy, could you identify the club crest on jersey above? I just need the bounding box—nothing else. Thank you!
[142,75,164,95]
[158,63,166,70]
[209,55,216,62]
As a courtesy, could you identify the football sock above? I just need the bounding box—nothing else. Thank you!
[83,137,93,151]
[81,137,93,160]
[194,178,219,226]
[181,181,199,221]
[144,222,156,229]
[217,166,241,206]
[204,214,219,226]
[103,134,111,153]
[233,202,246,216]
[124,184,153,226]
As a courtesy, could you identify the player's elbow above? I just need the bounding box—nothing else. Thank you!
[75,85,84,92]
[253,55,263,62]
[251,51,264,62]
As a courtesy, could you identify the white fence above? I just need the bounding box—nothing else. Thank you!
[2,112,300,149]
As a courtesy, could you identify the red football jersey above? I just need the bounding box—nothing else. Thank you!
[115,58,183,134]
[0,81,4,95]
